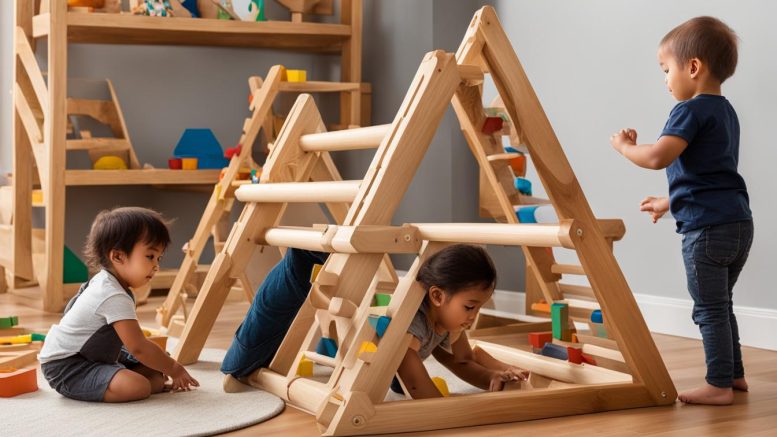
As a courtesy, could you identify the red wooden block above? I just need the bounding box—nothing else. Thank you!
[0,367,38,397]
[581,353,597,366]
[225,145,242,159]
[481,116,504,134]
[168,158,182,170]
[528,331,553,349]
[567,346,583,364]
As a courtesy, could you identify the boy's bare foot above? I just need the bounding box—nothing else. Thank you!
[678,383,734,405]
[222,374,252,393]
[733,377,749,392]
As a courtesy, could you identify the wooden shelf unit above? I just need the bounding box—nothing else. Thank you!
[5,0,364,312]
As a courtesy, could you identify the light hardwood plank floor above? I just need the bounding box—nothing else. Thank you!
[2,293,775,436]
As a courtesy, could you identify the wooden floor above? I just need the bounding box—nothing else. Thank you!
[3,292,776,436]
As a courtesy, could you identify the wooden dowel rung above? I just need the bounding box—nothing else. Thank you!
[235,180,360,203]
[261,226,336,252]
[298,124,390,152]
[551,264,586,275]
[559,283,596,298]
[411,221,576,249]
[304,351,336,368]
[458,63,485,84]
[486,152,521,162]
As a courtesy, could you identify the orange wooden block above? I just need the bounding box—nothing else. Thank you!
[0,367,38,397]
[530,302,550,313]
[509,154,526,176]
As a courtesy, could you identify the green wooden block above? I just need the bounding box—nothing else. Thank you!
[63,245,89,284]
[551,302,569,341]
[31,333,46,342]
[0,316,19,329]
[374,293,391,307]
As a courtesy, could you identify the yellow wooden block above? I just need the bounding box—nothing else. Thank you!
[310,264,323,283]
[358,341,377,355]
[297,357,314,377]
[31,190,43,205]
[94,155,128,170]
[0,335,31,345]
[286,70,307,82]
[432,376,449,397]
[181,157,198,170]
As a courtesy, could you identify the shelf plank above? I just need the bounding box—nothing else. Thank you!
[279,81,361,93]
[33,13,350,52]
[65,169,221,186]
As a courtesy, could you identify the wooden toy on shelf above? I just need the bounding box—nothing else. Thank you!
[169,7,675,434]
[285,69,307,82]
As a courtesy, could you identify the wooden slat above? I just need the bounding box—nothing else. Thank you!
[14,26,48,113]
[64,169,220,186]
[66,138,131,152]
[551,263,585,275]
[13,83,43,145]
[279,81,361,93]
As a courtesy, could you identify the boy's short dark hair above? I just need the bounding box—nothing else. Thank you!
[660,16,738,83]
[84,207,171,271]
[416,244,497,295]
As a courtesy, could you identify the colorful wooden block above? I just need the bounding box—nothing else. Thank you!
[540,342,567,360]
[286,70,307,82]
[181,157,198,170]
[432,376,449,397]
[0,317,18,329]
[358,341,377,355]
[368,315,391,338]
[374,293,391,307]
[297,357,314,377]
[93,155,127,170]
[528,331,553,349]
[530,302,550,313]
[509,154,526,175]
[173,129,228,169]
[516,205,539,224]
[551,302,570,341]
[567,346,583,364]
[310,264,323,283]
[168,158,183,169]
[64,245,88,284]
[591,309,603,324]
[316,337,338,358]
[481,116,504,135]
[514,177,532,195]
[0,367,38,398]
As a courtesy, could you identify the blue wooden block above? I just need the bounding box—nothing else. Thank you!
[514,177,532,195]
[504,146,519,154]
[516,206,539,223]
[316,337,338,358]
[368,315,391,338]
[173,129,229,169]
[540,342,568,360]
[591,309,603,324]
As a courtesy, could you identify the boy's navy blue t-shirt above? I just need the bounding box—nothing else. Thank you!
[661,94,751,234]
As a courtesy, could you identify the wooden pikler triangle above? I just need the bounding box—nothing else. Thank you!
[173,6,676,435]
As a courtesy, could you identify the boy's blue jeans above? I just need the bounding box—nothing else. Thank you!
[681,220,753,388]
[221,249,328,378]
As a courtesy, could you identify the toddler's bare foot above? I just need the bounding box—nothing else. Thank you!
[678,383,734,405]
[223,374,252,393]
[733,377,749,392]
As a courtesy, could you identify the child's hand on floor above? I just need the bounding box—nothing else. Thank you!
[488,366,530,391]
[640,196,670,223]
[610,128,638,154]
[167,363,200,392]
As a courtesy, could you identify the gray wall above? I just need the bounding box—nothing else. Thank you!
[492,0,775,310]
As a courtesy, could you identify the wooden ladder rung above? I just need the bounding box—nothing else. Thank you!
[412,222,577,249]
[551,264,585,275]
[235,180,361,204]
[486,152,522,162]
[298,124,390,152]
[559,283,596,299]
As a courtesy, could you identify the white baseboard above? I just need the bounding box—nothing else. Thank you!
[487,289,777,352]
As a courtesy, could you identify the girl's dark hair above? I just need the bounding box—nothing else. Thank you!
[416,244,497,295]
[84,207,171,270]
[660,16,738,83]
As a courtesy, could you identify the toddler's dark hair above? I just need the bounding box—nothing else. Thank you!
[84,207,171,271]
[660,16,738,83]
[416,244,496,295]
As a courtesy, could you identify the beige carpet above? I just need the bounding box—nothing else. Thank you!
[4,344,284,437]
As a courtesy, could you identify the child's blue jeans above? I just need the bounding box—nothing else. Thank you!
[681,219,753,388]
[221,249,328,378]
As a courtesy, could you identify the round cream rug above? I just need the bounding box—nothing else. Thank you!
[4,345,284,437]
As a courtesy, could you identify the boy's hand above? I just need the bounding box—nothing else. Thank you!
[488,366,530,392]
[640,196,670,223]
[168,362,200,392]
[610,128,638,154]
